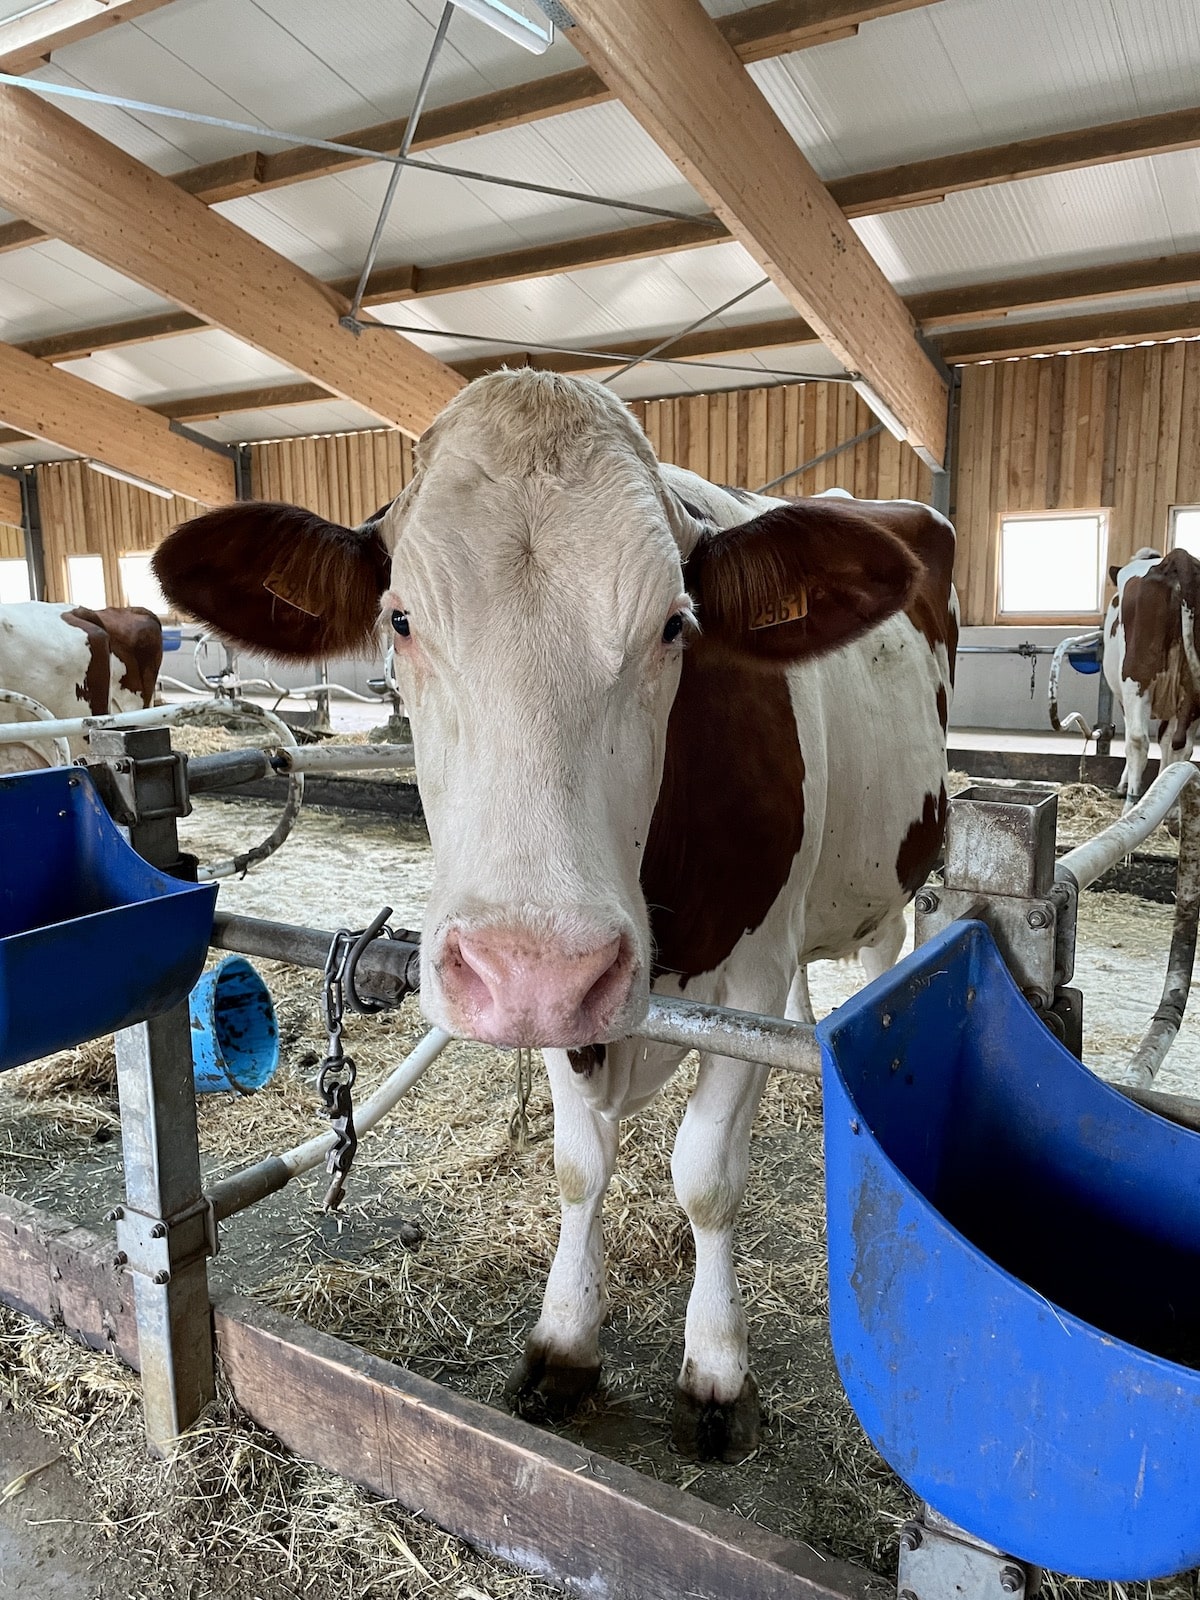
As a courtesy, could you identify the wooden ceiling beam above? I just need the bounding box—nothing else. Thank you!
[909,251,1200,327]
[561,0,947,462]
[831,105,1200,217]
[0,0,938,254]
[0,0,174,73]
[938,302,1200,364]
[0,339,233,503]
[0,85,463,439]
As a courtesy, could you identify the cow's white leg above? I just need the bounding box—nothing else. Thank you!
[506,1038,684,1421]
[1122,685,1152,810]
[785,965,814,1023]
[670,1044,772,1461]
[858,907,907,983]
[505,1047,617,1419]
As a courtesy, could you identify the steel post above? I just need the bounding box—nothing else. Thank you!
[92,725,216,1450]
[18,466,45,602]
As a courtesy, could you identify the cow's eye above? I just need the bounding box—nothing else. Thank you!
[662,612,686,645]
[392,610,410,638]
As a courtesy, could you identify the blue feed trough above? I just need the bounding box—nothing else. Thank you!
[818,921,1200,1581]
[0,766,216,1071]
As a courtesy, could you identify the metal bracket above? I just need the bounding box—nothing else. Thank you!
[88,749,191,828]
[916,784,1079,1016]
[898,1508,1039,1600]
[112,1194,218,1285]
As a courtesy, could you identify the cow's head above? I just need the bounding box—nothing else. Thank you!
[155,373,918,1047]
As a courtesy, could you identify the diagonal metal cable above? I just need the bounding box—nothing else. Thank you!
[346,2,455,328]
[363,314,854,384]
[755,423,884,495]
[601,275,772,385]
[0,72,723,230]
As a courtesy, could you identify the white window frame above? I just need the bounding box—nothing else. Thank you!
[996,508,1110,622]
[118,550,172,617]
[1169,505,1200,560]
[66,554,107,610]
[0,558,30,604]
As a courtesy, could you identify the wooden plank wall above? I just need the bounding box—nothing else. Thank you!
[36,461,193,604]
[629,384,932,500]
[954,342,1200,624]
[250,430,416,525]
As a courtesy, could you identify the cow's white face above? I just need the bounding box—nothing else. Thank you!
[153,371,924,1052]
[379,432,692,1047]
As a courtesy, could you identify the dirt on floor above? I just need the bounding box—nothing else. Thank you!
[1,791,1197,1600]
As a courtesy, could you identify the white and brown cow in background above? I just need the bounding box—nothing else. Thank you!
[0,601,163,771]
[1104,546,1200,808]
[154,371,957,1460]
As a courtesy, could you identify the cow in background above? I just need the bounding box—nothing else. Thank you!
[1104,547,1200,807]
[152,369,956,1460]
[0,602,163,772]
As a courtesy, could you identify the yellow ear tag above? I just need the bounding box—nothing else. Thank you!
[263,570,321,617]
[750,586,808,630]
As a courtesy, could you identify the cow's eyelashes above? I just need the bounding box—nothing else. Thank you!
[662,612,686,645]
[391,609,410,638]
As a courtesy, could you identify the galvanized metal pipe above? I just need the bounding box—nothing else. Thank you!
[1057,761,1198,892]
[271,742,415,774]
[211,913,819,1075]
[0,702,182,745]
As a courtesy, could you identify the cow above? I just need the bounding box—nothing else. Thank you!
[153,370,958,1460]
[0,602,164,772]
[1104,547,1200,808]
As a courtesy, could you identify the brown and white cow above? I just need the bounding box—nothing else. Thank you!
[1104,547,1200,808]
[0,601,164,771]
[154,371,957,1459]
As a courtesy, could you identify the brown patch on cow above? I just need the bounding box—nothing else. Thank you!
[642,647,805,985]
[1121,551,1200,729]
[96,607,163,707]
[568,1044,606,1077]
[62,608,111,715]
[895,785,948,898]
[935,683,949,732]
[154,502,391,660]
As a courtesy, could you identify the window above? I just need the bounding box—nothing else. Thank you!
[0,560,29,604]
[66,555,106,610]
[119,553,170,616]
[998,511,1108,618]
[1170,506,1200,559]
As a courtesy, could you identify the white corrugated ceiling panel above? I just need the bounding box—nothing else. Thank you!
[193,397,385,444]
[853,149,1200,292]
[55,331,301,405]
[0,243,174,344]
[0,439,76,467]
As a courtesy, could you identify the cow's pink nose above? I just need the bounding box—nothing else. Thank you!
[440,925,632,1047]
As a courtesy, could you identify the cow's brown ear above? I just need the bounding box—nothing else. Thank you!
[1109,564,1122,586]
[686,498,921,665]
[153,502,391,660]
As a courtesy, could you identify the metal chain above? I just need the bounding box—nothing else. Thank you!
[315,906,397,1210]
[508,1047,535,1151]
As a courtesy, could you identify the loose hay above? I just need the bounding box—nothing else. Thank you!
[0,1305,559,1600]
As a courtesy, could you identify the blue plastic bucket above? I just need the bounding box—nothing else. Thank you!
[188,956,279,1093]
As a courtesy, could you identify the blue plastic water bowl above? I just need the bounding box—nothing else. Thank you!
[1067,639,1103,674]
[817,920,1200,1581]
[161,626,183,652]
[0,766,216,1071]
[189,955,278,1094]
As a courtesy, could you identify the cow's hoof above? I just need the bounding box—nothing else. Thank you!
[504,1345,601,1424]
[672,1374,761,1462]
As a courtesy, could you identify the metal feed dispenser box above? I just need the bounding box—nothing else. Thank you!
[818,919,1200,1581]
[0,765,216,1070]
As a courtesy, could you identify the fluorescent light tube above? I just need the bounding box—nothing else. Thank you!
[448,0,553,54]
[87,460,174,500]
[850,378,908,443]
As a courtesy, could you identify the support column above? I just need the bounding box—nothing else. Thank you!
[91,724,215,1451]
